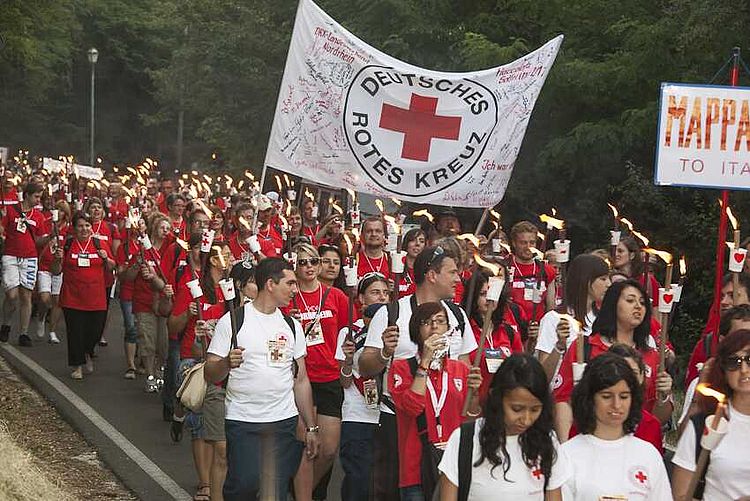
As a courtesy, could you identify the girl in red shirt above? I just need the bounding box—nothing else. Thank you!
[398,228,426,298]
[35,200,70,344]
[54,212,115,380]
[553,280,674,440]
[389,302,482,500]
[463,267,526,403]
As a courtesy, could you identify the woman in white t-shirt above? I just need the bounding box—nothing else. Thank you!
[535,254,610,380]
[562,353,671,500]
[438,354,570,500]
[672,329,750,501]
[335,272,390,501]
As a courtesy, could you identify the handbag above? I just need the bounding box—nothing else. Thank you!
[417,412,444,501]
[153,292,174,317]
[176,361,207,412]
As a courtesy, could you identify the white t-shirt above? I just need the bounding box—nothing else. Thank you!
[677,377,699,426]
[561,434,671,500]
[672,403,750,501]
[207,303,306,423]
[438,418,570,500]
[335,320,380,424]
[365,294,478,414]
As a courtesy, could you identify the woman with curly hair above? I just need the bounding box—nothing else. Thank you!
[562,353,671,500]
[437,354,568,500]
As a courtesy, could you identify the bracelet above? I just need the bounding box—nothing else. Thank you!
[306,425,320,433]
[380,347,392,361]
[340,366,353,378]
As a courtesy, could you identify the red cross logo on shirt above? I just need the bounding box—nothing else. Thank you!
[201,235,212,248]
[379,93,462,162]
[532,468,543,480]
[635,471,648,484]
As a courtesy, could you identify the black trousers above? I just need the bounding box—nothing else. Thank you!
[373,411,400,501]
[64,308,107,367]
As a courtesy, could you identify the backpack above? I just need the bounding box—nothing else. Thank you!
[457,420,477,501]
[233,302,299,377]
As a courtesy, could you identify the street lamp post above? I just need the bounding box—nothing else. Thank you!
[87,48,99,167]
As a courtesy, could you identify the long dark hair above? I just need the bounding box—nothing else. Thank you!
[563,254,609,324]
[201,244,228,305]
[618,236,644,278]
[462,267,511,332]
[590,279,651,351]
[477,354,556,490]
[571,353,643,435]
[702,329,750,414]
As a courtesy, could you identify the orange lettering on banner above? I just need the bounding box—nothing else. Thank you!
[684,97,703,148]
[665,95,687,147]
[705,97,720,149]
[735,100,750,151]
[721,99,736,151]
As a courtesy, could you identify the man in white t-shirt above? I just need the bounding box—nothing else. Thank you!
[206,257,319,501]
[358,245,477,499]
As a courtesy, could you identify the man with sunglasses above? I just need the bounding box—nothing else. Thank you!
[358,245,477,500]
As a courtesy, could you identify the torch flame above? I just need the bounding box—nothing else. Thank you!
[343,233,354,255]
[631,229,650,247]
[457,233,481,248]
[345,188,356,201]
[238,216,252,231]
[176,238,190,251]
[194,199,214,219]
[643,248,673,264]
[213,245,228,270]
[529,247,545,259]
[412,209,434,223]
[607,203,619,219]
[696,383,726,403]
[726,206,739,231]
[559,313,583,331]
[680,256,687,276]
[537,232,546,241]
[275,175,283,192]
[331,201,343,214]
[539,213,565,230]
[283,174,291,188]
[619,217,635,231]
[375,199,385,213]
[490,209,500,220]
[390,198,402,207]
[474,253,500,276]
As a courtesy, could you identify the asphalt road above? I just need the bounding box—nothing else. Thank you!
[0,300,343,501]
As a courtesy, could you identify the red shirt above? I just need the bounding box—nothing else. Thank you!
[283,284,349,383]
[357,250,391,279]
[468,310,525,402]
[389,359,469,488]
[685,336,711,388]
[637,273,661,307]
[160,242,188,286]
[2,191,19,206]
[569,409,663,453]
[172,282,226,359]
[38,223,69,272]
[256,224,283,258]
[2,205,48,258]
[398,267,416,298]
[130,243,169,314]
[553,333,659,413]
[303,224,319,246]
[157,193,168,214]
[115,240,140,301]
[92,219,118,287]
[171,218,187,241]
[108,198,129,226]
[228,233,251,261]
[509,257,557,322]
[59,237,113,311]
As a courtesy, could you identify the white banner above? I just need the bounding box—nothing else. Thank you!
[43,157,104,180]
[655,82,750,190]
[264,0,562,207]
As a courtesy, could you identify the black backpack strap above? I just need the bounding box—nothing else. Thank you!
[92,236,102,251]
[63,235,74,254]
[283,313,299,378]
[704,333,713,359]
[583,335,591,362]
[353,324,369,351]
[503,323,515,348]
[303,286,333,336]
[508,301,527,339]
[457,420,476,501]
[444,301,467,336]
[690,413,709,499]
[387,298,400,327]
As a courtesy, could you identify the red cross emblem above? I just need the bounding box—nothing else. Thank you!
[635,470,648,484]
[532,468,543,480]
[379,93,462,162]
[201,235,212,247]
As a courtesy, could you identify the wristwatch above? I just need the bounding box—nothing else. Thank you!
[306,425,320,433]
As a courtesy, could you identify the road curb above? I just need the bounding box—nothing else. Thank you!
[0,343,191,501]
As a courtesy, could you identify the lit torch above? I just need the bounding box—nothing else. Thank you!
[685,384,728,500]
[645,248,673,372]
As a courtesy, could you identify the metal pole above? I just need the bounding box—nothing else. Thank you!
[89,61,96,167]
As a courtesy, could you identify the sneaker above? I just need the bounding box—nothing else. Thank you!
[18,334,32,347]
[170,418,184,442]
[124,368,136,380]
[145,375,158,393]
[98,336,108,347]
[31,317,45,339]
[70,367,83,380]
[0,325,9,343]
[48,332,60,344]
[84,357,94,374]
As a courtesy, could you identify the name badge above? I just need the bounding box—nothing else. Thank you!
[363,378,379,409]
[512,281,525,289]
[16,220,27,233]
[78,254,91,267]
[485,348,504,373]
[266,334,289,367]
[306,320,325,346]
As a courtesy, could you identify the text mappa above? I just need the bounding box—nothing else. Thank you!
[663,94,750,152]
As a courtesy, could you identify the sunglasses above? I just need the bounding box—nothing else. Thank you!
[721,354,750,371]
[297,257,320,267]
[426,246,445,269]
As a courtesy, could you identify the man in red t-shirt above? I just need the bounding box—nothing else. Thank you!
[357,217,391,280]
[255,195,283,258]
[508,221,556,325]
[0,182,50,345]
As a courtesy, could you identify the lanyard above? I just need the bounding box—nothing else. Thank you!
[362,251,385,273]
[76,237,92,255]
[426,370,448,440]
[297,283,323,325]
[93,220,104,236]
[511,255,536,280]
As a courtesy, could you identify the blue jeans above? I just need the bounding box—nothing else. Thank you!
[223,416,303,501]
[161,338,181,411]
[340,421,377,501]
[119,300,137,344]
[400,485,425,501]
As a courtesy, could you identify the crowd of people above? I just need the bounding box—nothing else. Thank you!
[0,157,749,501]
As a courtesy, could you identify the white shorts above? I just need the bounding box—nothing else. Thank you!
[2,255,39,291]
[37,271,63,296]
